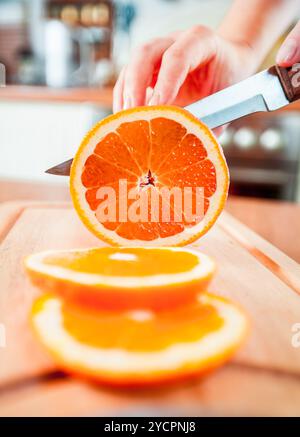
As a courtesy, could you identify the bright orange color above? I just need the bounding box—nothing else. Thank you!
[70,106,229,246]
[25,247,216,311]
[31,293,248,387]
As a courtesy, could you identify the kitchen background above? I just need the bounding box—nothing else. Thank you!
[1,0,300,203]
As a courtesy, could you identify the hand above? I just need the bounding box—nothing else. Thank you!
[113,25,257,112]
[276,20,300,67]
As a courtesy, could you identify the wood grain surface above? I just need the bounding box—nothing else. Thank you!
[0,201,300,416]
[226,197,300,263]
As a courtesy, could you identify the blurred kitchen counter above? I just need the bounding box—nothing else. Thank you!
[0,178,299,263]
[1,85,300,111]
[0,85,113,108]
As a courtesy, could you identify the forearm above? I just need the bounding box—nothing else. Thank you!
[218,0,299,69]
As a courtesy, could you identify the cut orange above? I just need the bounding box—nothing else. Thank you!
[25,247,215,310]
[70,106,229,246]
[31,293,248,387]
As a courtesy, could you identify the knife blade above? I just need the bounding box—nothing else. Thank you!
[45,158,74,176]
[45,64,300,176]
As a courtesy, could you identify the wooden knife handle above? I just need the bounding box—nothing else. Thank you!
[275,63,300,102]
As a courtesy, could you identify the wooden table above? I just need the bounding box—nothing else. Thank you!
[0,197,300,417]
[227,197,300,264]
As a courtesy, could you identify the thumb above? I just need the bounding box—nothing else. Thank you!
[276,20,300,67]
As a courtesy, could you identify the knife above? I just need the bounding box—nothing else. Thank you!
[46,63,300,176]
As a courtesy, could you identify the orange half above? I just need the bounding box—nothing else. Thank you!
[31,293,248,387]
[25,247,216,310]
[70,106,229,246]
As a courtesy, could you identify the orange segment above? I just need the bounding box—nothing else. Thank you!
[94,132,141,176]
[62,295,223,352]
[149,117,187,172]
[25,247,216,311]
[70,106,229,247]
[157,133,207,174]
[116,120,151,173]
[41,247,201,275]
[31,293,248,386]
[81,155,138,188]
[159,159,217,197]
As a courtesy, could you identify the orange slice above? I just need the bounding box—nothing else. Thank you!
[31,293,248,387]
[70,106,229,246]
[25,247,215,310]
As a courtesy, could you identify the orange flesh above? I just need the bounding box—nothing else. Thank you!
[43,247,200,277]
[81,117,217,241]
[60,298,223,352]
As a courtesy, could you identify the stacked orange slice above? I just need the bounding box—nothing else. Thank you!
[25,247,248,386]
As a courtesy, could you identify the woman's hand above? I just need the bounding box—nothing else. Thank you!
[277,20,300,66]
[113,0,299,113]
[113,25,257,113]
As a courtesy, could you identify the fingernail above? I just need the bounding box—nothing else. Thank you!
[123,95,132,110]
[276,39,298,64]
[146,87,154,105]
[113,102,121,113]
[148,92,161,106]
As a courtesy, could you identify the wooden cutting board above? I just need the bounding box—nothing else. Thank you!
[0,201,300,417]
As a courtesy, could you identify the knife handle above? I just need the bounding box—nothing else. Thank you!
[275,63,300,102]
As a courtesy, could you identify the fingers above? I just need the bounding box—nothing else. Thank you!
[276,20,300,67]
[113,25,218,111]
[113,37,175,112]
[149,26,218,105]
[124,38,174,108]
[113,66,126,113]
